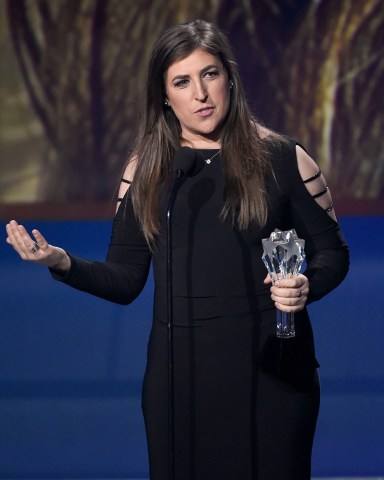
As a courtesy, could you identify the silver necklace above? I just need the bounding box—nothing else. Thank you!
[204,150,220,164]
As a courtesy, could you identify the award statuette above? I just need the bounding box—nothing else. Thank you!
[262,229,306,338]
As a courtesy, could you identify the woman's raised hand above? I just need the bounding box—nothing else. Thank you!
[6,220,71,272]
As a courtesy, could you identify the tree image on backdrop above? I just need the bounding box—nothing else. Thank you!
[1,0,383,215]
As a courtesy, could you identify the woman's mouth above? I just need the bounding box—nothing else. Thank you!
[195,107,215,117]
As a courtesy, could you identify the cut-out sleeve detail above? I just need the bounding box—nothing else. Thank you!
[303,170,322,184]
[311,186,329,199]
[116,158,137,211]
[116,179,133,204]
[116,177,133,211]
[295,145,337,221]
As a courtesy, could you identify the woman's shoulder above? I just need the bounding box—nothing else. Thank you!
[261,133,310,189]
[122,155,138,180]
[264,130,296,148]
[262,132,298,167]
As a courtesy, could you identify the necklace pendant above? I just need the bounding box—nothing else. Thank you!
[204,149,220,165]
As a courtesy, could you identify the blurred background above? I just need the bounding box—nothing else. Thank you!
[1,0,383,478]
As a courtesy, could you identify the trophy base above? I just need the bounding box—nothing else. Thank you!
[276,331,296,339]
[276,311,295,339]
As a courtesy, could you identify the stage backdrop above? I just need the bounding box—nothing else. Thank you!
[1,0,383,219]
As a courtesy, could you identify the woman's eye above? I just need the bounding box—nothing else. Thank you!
[174,79,189,88]
[204,70,218,78]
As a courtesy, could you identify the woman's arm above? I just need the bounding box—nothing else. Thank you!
[52,160,151,305]
[267,140,349,311]
[5,160,152,305]
[291,144,350,303]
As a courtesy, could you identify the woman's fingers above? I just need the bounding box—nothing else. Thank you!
[6,220,70,271]
[6,220,48,262]
[263,273,272,284]
[31,229,49,252]
[270,274,309,312]
[6,221,33,258]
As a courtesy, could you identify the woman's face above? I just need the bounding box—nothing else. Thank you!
[164,49,230,147]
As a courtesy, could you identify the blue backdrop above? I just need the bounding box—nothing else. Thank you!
[1,216,383,478]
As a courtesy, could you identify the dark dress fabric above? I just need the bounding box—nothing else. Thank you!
[54,137,349,480]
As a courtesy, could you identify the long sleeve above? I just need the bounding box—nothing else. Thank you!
[51,191,152,305]
[273,138,350,303]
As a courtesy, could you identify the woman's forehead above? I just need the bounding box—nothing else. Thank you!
[165,49,223,80]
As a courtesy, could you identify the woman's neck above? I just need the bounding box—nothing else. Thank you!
[180,131,221,150]
[181,139,221,149]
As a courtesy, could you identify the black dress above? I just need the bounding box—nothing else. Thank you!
[55,138,349,480]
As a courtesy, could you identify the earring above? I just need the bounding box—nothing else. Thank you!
[229,80,234,89]
[164,100,169,106]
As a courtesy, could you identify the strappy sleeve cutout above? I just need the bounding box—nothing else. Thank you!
[117,179,132,201]
[295,145,337,221]
[116,178,132,213]
[115,158,137,213]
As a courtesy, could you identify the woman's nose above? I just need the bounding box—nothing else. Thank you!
[194,81,208,101]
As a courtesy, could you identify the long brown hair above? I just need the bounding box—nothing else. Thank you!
[130,19,278,245]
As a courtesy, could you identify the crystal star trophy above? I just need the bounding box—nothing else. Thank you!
[262,229,306,338]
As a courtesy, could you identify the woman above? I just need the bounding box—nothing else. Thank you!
[6,20,349,480]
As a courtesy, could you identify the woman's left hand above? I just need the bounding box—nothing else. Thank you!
[264,273,309,313]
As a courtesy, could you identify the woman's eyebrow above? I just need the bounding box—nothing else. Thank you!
[171,73,189,81]
[170,63,221,82]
